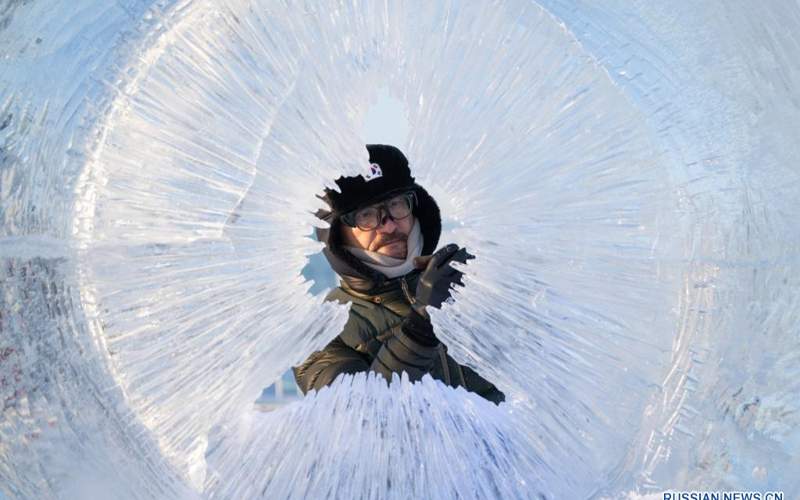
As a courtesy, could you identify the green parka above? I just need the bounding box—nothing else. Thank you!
[292,184,505,405]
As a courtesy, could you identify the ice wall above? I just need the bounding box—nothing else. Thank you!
[1,1,799,498]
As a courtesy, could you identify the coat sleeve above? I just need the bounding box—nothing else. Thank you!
[292,335,370,394]
[460,364,506,404]
[293,308,443,393]
[369,309,440,383]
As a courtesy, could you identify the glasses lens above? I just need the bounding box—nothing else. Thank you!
[348,193,414,230]
[354,206,380,230]
[386,194,412,219]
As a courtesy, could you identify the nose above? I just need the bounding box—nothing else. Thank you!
[376,211,397,232]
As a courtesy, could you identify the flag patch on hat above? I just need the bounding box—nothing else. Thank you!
[364,162,383,182]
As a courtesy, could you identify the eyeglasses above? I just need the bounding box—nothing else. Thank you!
[341,192,417,231]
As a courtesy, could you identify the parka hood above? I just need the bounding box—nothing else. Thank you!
[315,183,442,293]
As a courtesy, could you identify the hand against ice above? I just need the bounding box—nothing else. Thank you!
[412,244,474,318]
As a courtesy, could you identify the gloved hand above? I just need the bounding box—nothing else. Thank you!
[411,243,474,319]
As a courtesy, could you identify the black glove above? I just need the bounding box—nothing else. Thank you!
[412,243,474,319]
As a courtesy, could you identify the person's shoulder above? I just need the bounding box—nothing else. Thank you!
[324,287,381,340]
[324,287,352,304]
[324,287,374,310]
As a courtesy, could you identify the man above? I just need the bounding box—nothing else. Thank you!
[293,144,505,405]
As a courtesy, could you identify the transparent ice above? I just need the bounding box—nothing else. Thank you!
[1,1,799,499]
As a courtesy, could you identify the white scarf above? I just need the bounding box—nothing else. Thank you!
[345,219,423,279]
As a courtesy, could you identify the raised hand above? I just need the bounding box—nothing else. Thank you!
[412,243,474,317]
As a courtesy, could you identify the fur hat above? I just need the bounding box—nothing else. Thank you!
[315,144,442,291]
[323,144,418,217]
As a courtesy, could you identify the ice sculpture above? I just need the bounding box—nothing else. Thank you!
[2,1,799,498]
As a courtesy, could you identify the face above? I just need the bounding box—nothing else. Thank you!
[341,199,415,259]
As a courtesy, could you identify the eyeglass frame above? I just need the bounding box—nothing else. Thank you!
[340,190,418,231]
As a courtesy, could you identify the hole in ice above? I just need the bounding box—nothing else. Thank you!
[301,228,338,297]
[270,165,506,408]
[256,368,302,412]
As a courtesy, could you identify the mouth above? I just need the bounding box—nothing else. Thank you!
[379,240,407,254]
[373,239,407,257]
[371,236,406,252]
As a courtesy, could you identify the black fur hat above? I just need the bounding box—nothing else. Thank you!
[315,144,442,291]
[323,144,418,217]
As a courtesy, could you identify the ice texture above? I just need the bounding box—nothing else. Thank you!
[1,1,799,499]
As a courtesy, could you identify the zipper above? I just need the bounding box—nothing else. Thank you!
[456,363,466,387]
[400,277,416,306]
[438,345,451,386]
[403,275,453,385]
